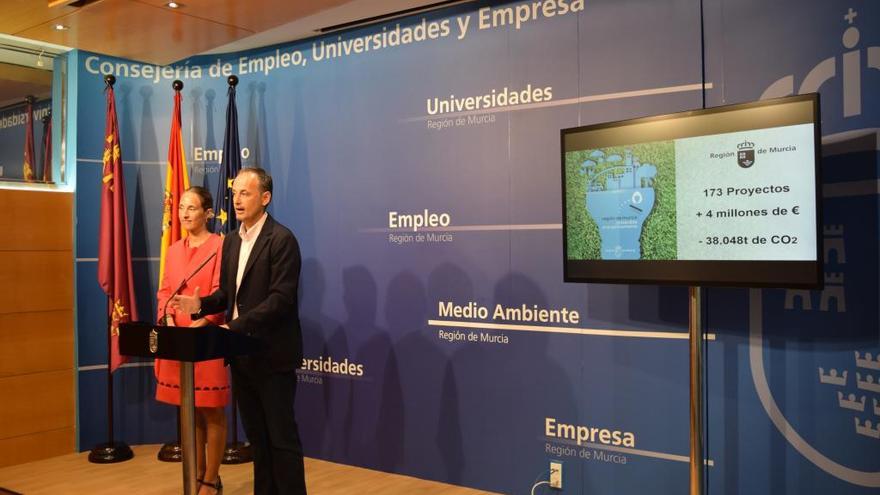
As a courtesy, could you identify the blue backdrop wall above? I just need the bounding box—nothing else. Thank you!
[71,1,879,494]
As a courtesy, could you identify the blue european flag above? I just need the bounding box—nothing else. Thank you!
[214,78,241,235]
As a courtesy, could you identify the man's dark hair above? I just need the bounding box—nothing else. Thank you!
[237,167,273,196]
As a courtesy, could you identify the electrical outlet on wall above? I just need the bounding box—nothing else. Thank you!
[550,460,563,489]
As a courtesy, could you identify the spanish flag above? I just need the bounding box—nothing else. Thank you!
[158,82,190,284]
[98,82,139,372]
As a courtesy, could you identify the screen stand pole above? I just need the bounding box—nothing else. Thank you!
[689,286,704,495]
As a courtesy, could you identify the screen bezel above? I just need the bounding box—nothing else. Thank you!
[560,93,822,288]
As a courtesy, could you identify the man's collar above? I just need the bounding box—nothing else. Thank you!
[239,212,268,241]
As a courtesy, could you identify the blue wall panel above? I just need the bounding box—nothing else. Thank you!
[69,0,879,493]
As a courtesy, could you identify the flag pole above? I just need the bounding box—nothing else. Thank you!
[219,74,252,464]
[159,78,188,463]
[88,74,134,465]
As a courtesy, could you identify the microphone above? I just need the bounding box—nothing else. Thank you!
[160,251,217,326]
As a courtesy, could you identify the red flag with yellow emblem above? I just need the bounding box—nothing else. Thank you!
[97,83,139,373]
[158,82,190,284]
[22,97,35,181]
[41,112,52,183]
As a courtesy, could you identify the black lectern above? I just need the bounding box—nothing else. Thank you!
[119,322,259,495]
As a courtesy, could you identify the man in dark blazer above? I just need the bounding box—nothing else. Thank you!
[173,167,306,495]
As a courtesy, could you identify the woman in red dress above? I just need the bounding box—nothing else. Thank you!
[155,186,228,495]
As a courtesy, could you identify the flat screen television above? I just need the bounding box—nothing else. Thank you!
[561,94,822,288]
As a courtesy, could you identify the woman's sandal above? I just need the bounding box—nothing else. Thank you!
[201,477,222,494]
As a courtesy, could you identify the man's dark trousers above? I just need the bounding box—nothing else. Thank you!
[232,358,306,495]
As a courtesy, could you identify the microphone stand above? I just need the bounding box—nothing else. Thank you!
[161,251,216,328]
[157,252,216,463]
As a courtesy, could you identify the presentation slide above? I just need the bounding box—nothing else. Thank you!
[564,123,817,262]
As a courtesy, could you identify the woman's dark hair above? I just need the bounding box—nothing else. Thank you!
[185,186,213,211]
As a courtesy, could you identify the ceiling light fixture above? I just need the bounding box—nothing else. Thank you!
[166,1,182,8]
[53,24,69,31]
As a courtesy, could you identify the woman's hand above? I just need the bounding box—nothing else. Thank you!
[189,318,209,328]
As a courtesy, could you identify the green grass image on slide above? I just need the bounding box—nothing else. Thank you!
[565,140,677,260]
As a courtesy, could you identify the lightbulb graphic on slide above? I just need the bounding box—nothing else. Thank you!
[580,149,657,259]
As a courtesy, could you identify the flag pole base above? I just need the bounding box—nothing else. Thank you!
[222,442,253,464]
[88,442,134,464]
[157,441,182,462]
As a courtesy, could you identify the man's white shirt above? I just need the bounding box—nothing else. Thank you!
[233,212,268,320]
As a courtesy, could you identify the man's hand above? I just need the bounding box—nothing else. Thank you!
[188,318,209,328]
[170,286,201,315]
